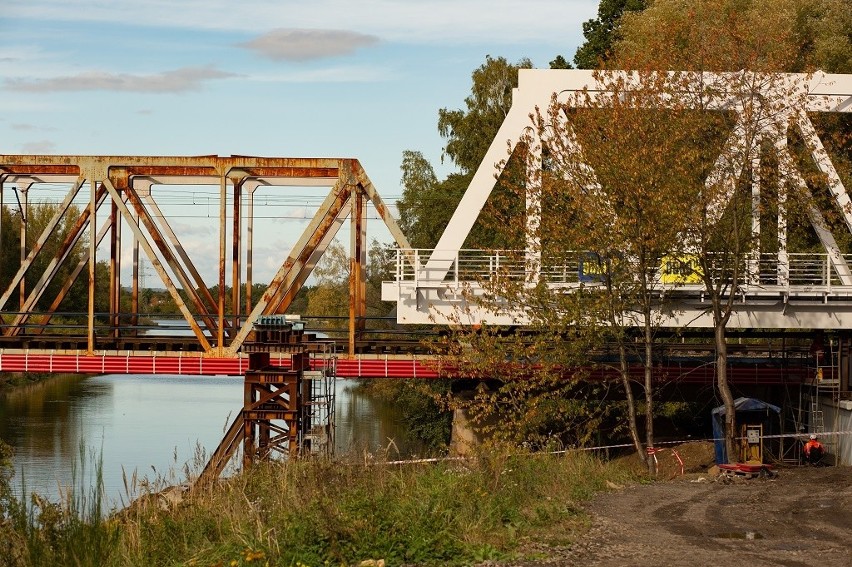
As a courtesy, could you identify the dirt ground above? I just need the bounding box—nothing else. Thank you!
[514,443,852,567]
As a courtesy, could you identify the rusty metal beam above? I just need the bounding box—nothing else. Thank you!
[218,173,227,355]
[270,208,348,317]
[134,183,226,333]
[0,177,84,313]
[109,196,121,338]
[119,180,222,343]
[0,179,4,327]
[232,178,243,332]
[101,178,212,351]
[29,198,121,335]
[245,182,257,315]
[6,186,108,335]
[131,208,140,334]
[87,179,97,353]
[349,185,367,356]
[18,184,28,310]
[226,178,352,354]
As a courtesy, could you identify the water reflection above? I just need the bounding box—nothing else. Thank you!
[0,374,413,508]
[335,380,414,459]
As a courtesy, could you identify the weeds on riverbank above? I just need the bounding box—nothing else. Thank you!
[1,441,118,567]
[1,443,639,566]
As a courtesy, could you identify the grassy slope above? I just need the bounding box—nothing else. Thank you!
[3,451,640,567]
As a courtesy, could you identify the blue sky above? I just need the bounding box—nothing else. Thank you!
[1,0,598,282]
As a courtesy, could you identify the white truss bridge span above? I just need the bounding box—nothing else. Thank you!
[381,70,852,330]
[383,249,852,328]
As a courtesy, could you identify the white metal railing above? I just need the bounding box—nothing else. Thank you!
[390,249,851,293]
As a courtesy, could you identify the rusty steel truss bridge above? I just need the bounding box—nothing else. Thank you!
[0,154,430,375]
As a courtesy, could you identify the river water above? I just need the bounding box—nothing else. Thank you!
[0,374,412,510]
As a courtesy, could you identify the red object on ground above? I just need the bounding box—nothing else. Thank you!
[719,463,773,473]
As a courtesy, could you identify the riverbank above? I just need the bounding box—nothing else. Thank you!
[0,371,62,390]
[0,449,641,566]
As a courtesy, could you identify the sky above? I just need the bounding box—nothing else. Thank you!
[0,0,598,284]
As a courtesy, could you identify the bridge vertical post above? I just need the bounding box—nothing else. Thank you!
[18,184,27,313]
[218,173,227,355]
[245,184,255,315]
[231,178,243,335]
[131,207,140,336]
[749,154,761,285]
[349,185,367,356]
[109,197,121,339]
[87,177,96,354]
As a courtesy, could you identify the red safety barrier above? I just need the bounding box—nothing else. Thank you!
[0,352,806,382]
[0,352,440,378]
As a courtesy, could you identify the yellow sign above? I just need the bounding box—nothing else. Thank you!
[660,255,702,284]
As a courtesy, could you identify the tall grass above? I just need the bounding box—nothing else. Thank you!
[1,440,118,567]
[117,449,637,566]
[2,444,639,566]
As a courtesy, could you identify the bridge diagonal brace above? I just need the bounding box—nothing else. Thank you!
[704,116,754,227]
[116,179,222,345]
[136,185,229,334]
[6,185,109,335]
[0,176,84,313]
[781,147,852,285]
[795,111,852,233]
[425,88,550,280]
[271,207,349,316]
[28,195,125,335]
[102,178,212,351]
[352,162,412,251]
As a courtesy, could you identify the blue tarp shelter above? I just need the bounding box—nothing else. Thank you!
[712,397,781,464]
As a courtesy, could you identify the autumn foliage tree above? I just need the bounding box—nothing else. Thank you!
[612,0,851,462]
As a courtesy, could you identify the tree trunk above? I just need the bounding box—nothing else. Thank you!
[619,341,645,463]
[644,310,655,476]
[714,310,737,463]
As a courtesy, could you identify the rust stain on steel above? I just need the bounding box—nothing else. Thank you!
[124,166,219,177]
[234,167,338,178]
[0,165,80,176]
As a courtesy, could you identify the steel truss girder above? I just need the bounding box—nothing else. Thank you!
[0,156,411,355]
[400,70,852,327]
[426,70,852,279]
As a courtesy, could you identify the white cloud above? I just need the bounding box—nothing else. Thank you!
[5,66,236,93]
[239,29,379,61]
[4,1,596,45]
[251,65,391,83]
[20,140,57,153]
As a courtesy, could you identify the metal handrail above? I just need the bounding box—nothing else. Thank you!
[389,249,851,292]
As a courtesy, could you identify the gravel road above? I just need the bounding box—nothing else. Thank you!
[561,466,852,567]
